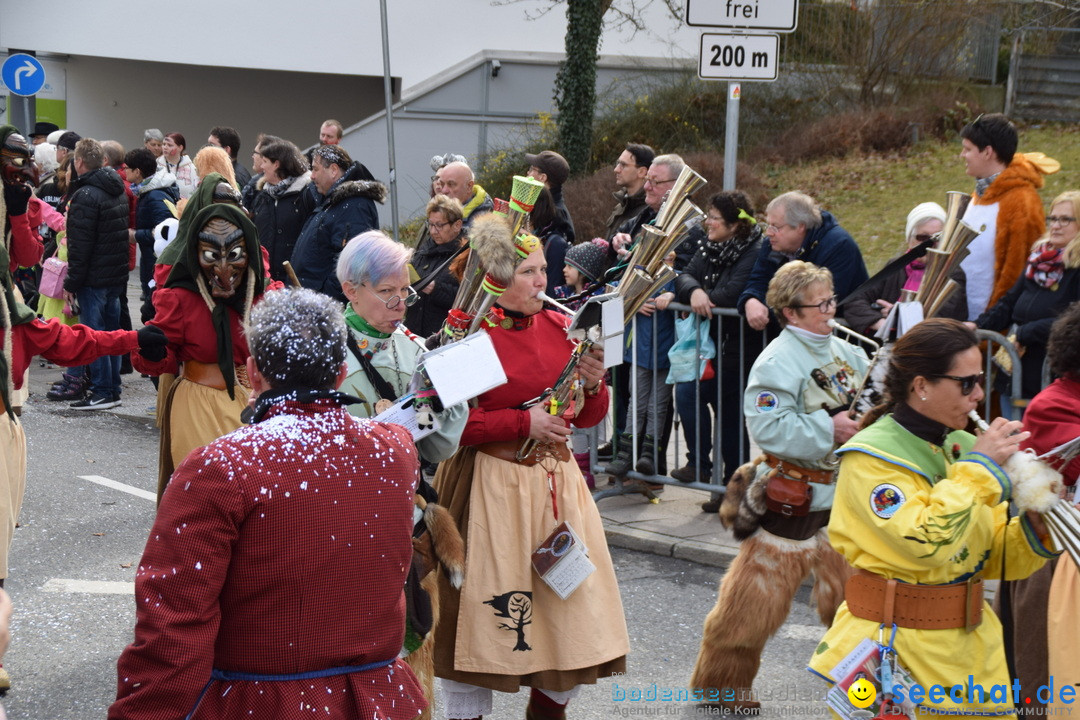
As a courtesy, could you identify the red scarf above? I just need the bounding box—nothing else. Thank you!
[1025,244,1065,289]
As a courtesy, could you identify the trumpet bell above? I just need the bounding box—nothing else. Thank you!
[655,165,707,230]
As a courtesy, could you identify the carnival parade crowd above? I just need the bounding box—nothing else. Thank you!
[0,110,1079,720]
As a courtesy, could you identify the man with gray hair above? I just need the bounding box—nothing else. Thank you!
[110,287,427,720]
[737,191,867,330]
[434,161,492,229]
[143,129,163,158]
[609,153,686,264]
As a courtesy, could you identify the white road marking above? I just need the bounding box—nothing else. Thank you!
[41,579,134,594]
[78,475,155,502]
[783,623,826,641]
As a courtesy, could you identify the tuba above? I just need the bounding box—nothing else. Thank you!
[618,164,706,318]
[913,192,983,317]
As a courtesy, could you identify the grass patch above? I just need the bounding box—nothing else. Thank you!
[757,123,1080,272]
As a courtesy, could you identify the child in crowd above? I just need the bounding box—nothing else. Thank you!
[607,252,677,480]
[555,240,610,487]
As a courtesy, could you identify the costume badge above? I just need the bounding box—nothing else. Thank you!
[755,391,779,413]
[870,484,905,519]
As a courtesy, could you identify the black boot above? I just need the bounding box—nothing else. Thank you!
[605,433,634,477]
[635,434,657,476]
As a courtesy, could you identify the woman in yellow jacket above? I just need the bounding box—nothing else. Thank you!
[809,318,1056,718]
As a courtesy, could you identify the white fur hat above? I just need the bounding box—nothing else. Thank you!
[905,202,947,241]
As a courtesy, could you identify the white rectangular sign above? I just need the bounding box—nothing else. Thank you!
[686,0,798,32]
[698,33,779,82]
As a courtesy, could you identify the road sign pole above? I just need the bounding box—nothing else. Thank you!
[723,82,740,190]
[9,95,35,137]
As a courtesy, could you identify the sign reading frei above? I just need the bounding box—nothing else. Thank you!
[686,0,799,32]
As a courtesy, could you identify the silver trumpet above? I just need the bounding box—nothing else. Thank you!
[968,408,1080,565]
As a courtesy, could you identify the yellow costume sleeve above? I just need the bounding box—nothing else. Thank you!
[832,451,1051,583]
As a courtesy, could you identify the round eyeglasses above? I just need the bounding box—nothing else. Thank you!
[364,284,419,311]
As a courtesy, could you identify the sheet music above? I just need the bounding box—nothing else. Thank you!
[421,330,507,407]
[373,393,440,442]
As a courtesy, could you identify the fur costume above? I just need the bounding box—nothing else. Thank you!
[407,495,465,720]
[689,527,850,709]
[690,326,866,710]
[964,153,1050,316]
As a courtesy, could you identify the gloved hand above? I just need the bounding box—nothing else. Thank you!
[136,325,168,362]
[3,183,31,216]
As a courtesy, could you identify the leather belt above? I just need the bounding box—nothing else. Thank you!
[764,454,836,484]
[181,360,251,391]
[845,571,983,631]
[476,439,571,467]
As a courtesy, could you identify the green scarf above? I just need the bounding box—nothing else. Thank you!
[343,305,391,339]
[165,204,264,399]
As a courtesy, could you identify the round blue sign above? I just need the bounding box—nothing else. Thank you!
[2,54,46,97]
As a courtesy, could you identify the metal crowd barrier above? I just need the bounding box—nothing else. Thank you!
[590,305,1043,502]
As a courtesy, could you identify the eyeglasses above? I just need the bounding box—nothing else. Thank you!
[1047,215,1077,226]
[792,295,837,313]
[364,284,419,311]
[765,222,792,234]
[614,160,637,169]
[644,176,675,187]
[928,372,985,395]
[426,219,453,231]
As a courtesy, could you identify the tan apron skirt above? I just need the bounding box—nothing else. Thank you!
[157,377,247,501]
[433,447,628,692]
[1048,554,1080,715]
[0,418,27,578]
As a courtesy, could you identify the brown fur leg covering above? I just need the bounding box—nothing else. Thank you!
[689,531,818,698]
[810,529,854,627]
[403,569,441,720]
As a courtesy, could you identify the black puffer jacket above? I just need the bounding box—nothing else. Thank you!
[292,162,385,301]
[249,172,318,283]
[64,166,130,292]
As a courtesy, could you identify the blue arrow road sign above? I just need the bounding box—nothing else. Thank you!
[2,54,46,97]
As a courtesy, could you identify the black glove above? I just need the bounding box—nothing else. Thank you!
[140,292,156,326]
[3,183,31,216]
[136,325,168,362]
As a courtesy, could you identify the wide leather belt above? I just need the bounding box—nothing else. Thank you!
[845,571,983,631]
[181,360,251,391]
[764,454,836,484]
[476,439,571,467]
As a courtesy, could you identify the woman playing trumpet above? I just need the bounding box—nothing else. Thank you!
[432,244,629,720]
[810,318,1055,717]
[691,261,868,712]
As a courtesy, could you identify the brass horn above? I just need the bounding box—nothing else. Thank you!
[937,191,971,251]
[654,165,707,230]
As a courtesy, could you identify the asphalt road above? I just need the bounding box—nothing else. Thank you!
[5,369,833,720]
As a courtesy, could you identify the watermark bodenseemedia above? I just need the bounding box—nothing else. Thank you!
[612,682,824,703]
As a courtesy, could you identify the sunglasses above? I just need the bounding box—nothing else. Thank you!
[913,233,937,244]
[928,372,985,395]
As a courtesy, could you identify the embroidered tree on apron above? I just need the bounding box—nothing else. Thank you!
[485,591,533,651]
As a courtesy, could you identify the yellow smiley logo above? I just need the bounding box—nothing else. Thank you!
[848,677,877,709]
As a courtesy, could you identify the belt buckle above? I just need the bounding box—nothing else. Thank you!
[965,575,981,632]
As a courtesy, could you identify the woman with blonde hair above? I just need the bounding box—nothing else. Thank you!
[691,260,868,712]
[971,190,1080,400]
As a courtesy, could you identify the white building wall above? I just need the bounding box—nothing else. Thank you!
[1,0,696,87]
